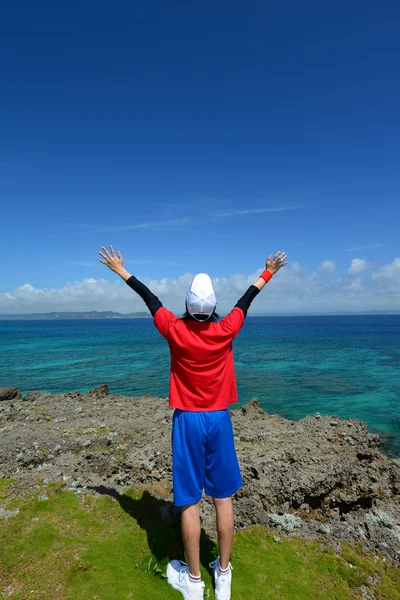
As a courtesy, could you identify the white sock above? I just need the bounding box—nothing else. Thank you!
[189,571,202,583]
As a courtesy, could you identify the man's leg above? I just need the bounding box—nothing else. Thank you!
[181,500,201,577]
[213,496,234,569]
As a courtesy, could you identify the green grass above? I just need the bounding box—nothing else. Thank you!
[0,478,399,599]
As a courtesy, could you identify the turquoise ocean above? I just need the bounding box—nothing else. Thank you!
[1,315,399,458]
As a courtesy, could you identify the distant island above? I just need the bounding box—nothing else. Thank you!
[0,309,399,320]
[0,311,152,320]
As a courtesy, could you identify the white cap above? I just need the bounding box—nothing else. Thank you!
[186,273,217,321]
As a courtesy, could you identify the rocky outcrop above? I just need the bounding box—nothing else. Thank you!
[0,386,399,564]
[0,387,21,402]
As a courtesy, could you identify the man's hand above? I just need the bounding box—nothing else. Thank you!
[98,245,124,274]
[266,251,288,274]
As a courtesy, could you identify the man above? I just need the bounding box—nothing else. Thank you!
[99,246,288,600]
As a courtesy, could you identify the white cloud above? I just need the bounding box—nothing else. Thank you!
[1,258,400,314]
[348,258,371,276]
[371,257,400,290]
[289,262,304,274]
[214,206,299,217]
[76,205,299,232]
[319,260,336,275]
[346,244,383,252]
[346,276,364,291]
[71,261,95,268]
[75,218,190,233]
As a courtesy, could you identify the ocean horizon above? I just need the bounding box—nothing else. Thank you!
[1,314,399,459]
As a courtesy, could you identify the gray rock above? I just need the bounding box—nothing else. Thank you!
[85,384,109,398]
[344,436,355,445]
[0,387,21,402]
[0,507,20,519]
[23,391,45,402]
[268,513,302,533]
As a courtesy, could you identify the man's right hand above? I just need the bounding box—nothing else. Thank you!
[266,251,288,274]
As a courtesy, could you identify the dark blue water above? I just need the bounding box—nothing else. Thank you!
[1,315,399,458]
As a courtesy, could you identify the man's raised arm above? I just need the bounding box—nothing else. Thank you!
[235,251,288,316]
[98,245,162,317]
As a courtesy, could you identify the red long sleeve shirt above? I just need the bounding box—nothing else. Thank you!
[153,306,245,411]
[125,274,266,411]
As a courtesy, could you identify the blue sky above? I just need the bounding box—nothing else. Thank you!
[1,1,399,313]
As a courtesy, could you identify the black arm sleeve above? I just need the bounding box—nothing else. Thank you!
[125,275,163,317]
[235,285,261,317]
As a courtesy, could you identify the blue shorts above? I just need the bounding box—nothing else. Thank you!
[171,408,243,507]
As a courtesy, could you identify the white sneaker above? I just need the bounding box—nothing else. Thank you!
[166,559,205,600]
[209,556,232,600]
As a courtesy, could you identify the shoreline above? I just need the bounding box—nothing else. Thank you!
[1,384,399,564]
[1,312,400,320]
[2,384,399,461]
